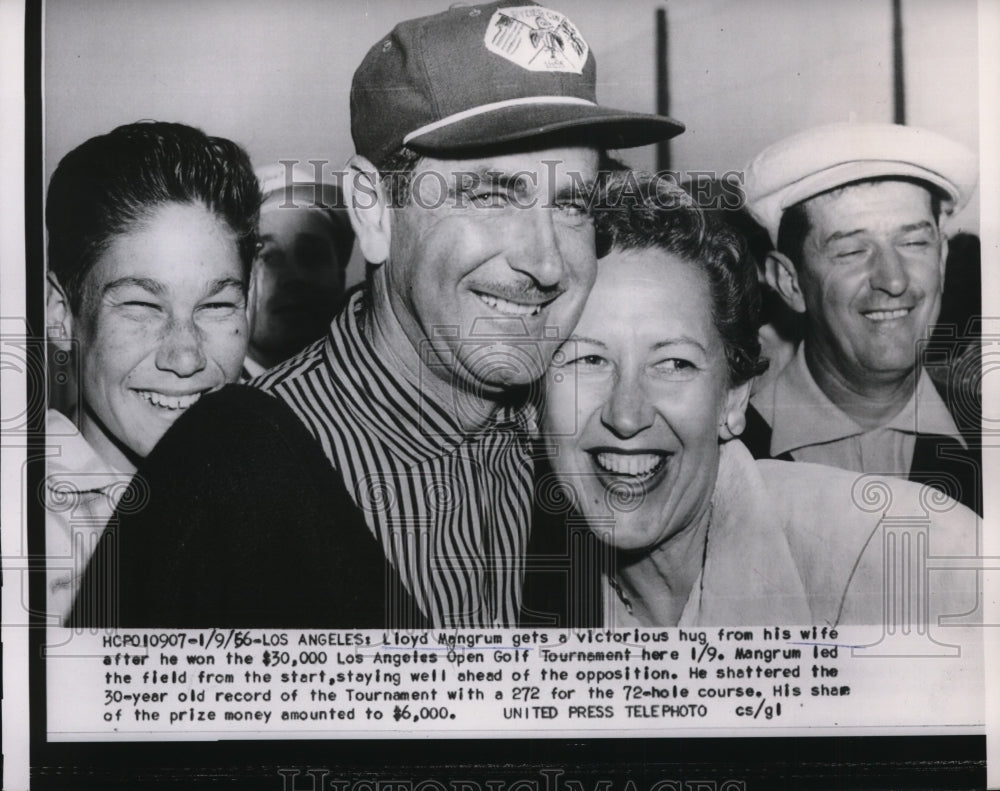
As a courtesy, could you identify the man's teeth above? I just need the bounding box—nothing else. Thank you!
[477,293,542,317]
[138,391,202,410]
[864,308,910,321]
[594,452,665,479]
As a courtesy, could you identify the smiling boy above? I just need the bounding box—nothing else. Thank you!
[45,122,259,621]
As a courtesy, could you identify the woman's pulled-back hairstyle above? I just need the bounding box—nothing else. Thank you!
[594,171,767,385]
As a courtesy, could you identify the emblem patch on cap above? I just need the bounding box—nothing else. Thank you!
[484,6,588,74]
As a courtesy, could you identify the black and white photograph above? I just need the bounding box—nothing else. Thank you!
[1,0,998,788]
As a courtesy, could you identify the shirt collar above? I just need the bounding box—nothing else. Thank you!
[241,355,268,381]
[892,369,966,447]
[606,442,813,627]
[679,441,813,625]
[324,291,538,465]
[767,344,964,457]
[45,409,130,493]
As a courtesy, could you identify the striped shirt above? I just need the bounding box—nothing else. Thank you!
[252,290,537,628]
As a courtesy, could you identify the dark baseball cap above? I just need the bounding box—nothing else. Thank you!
[350,1,684,166]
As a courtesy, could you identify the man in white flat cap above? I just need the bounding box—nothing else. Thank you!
[741,122,980,514]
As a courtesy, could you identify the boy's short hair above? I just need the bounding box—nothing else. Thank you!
[47,121,261,313]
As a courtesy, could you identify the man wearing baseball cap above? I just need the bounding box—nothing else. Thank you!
[740,122,981,513]
[72,1,683,628]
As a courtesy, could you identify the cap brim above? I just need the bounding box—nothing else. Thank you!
[405,103,684,154]
[777,161,964,213]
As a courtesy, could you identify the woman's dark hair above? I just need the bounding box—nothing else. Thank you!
[594,171,767,386]
[46,121,261,313]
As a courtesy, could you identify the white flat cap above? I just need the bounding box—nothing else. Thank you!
[255,162,346,209]
[744,122,978,246]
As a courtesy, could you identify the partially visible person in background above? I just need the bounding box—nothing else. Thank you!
[925,231,981,444]
[243,163,355,378]
[45,121,259,623]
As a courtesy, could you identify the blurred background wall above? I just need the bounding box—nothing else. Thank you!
[45,0,980,287]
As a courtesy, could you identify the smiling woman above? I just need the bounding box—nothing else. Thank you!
[528,172,979,628]
[43,121,260,623]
